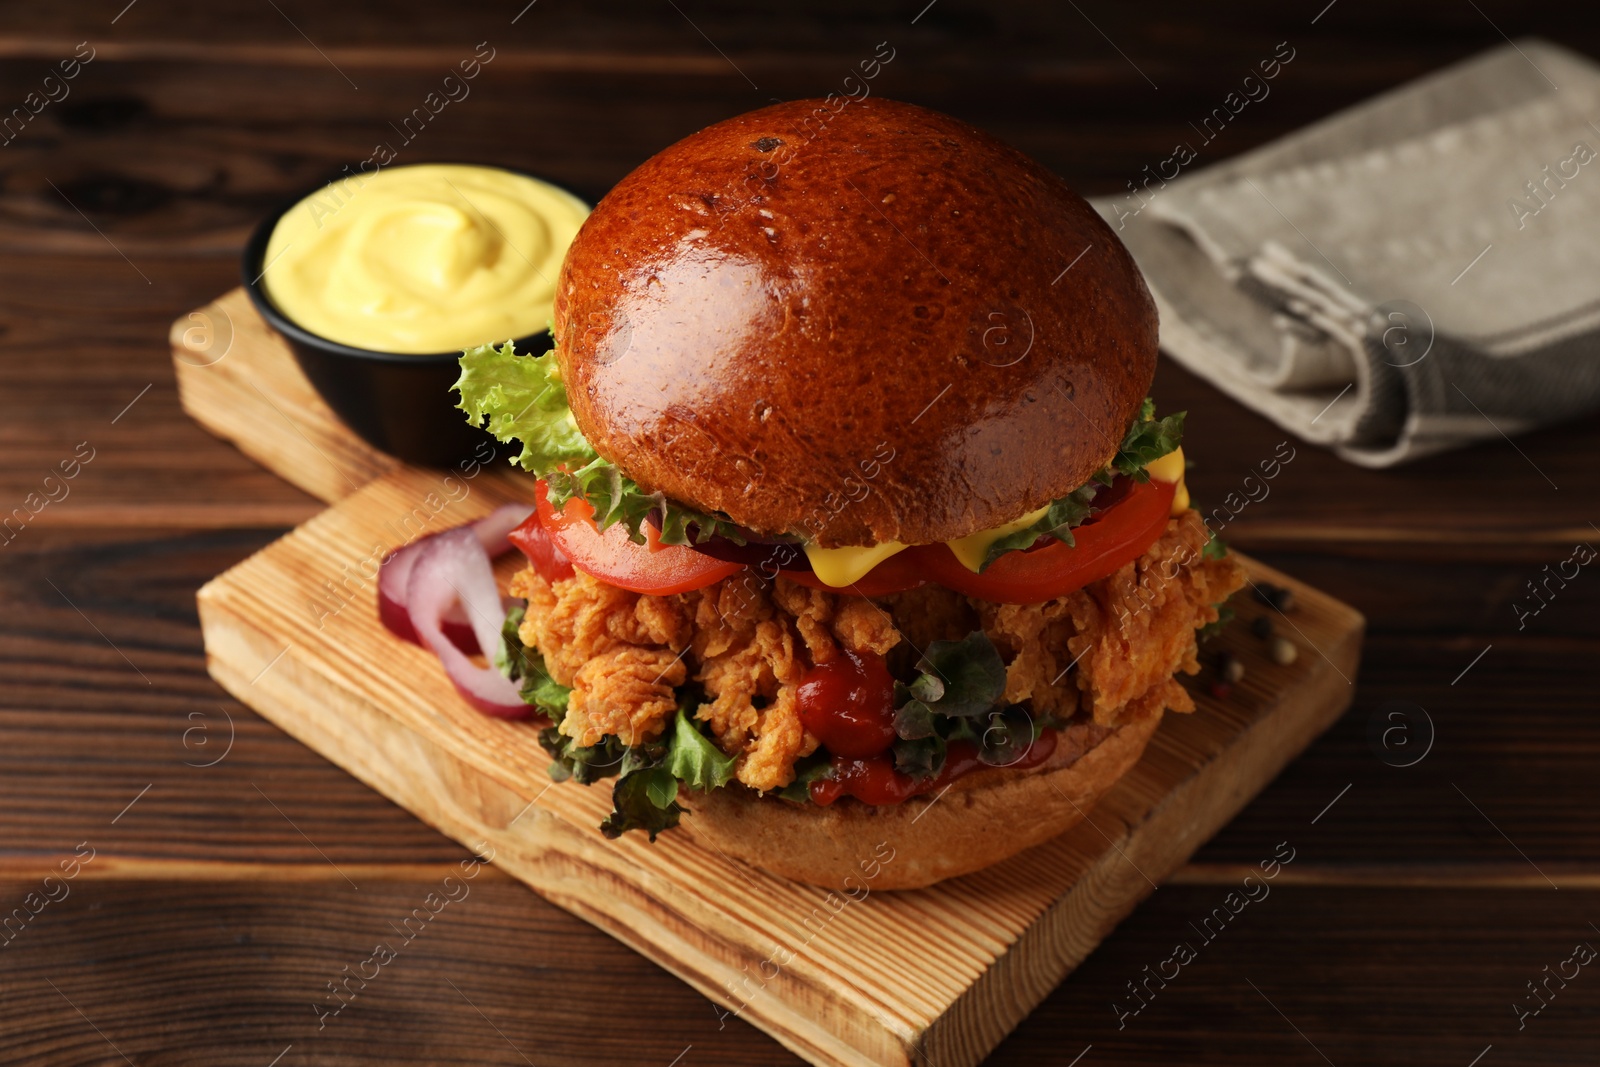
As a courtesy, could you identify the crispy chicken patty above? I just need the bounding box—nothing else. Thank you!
[510,509,1246,793]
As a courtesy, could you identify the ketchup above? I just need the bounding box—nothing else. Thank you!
[796,650,898,759]
[810,728,1058,807]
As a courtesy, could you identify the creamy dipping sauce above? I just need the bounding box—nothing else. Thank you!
[261,164,588,354]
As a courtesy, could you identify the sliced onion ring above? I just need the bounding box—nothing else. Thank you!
[406,527,531,718]
[377,503,533,652]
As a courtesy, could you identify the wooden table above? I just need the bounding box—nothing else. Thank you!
[4,2,1598,1063]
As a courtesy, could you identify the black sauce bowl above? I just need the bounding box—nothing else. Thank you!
[240,168,568,468]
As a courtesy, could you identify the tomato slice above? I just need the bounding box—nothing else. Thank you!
[915,478,1177,604]
[508,510,575,583]
[532,480,745,595]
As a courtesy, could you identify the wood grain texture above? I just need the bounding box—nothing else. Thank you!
[170,289,396,503]
[191,449,1360,1066]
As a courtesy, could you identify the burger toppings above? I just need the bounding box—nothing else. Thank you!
[475,507,1243,838]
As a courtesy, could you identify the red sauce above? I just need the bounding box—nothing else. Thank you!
[810,727,1058,807]
[796,650,897,759]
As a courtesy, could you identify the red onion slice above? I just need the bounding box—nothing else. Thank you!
[471,502,536,557]
[406,527,531,718]
[377,503,534,650]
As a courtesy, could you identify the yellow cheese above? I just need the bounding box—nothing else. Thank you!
[1145,446,1185,485]
[802,540,909,588]
[1145,446,1190,516]
[946,504,1052,574]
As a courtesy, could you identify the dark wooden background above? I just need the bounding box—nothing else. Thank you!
[4,1,1600,1063]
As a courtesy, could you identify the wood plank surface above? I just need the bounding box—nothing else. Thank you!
[5,2,1600,1062]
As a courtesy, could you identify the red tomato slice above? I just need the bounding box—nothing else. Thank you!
[532,480,745,595]
[915,478,1177,604]
[508,511,575,582]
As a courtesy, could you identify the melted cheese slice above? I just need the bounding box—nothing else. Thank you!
[946,504,1051,574]
[802,540,909,588]
[1145,446,1190,515]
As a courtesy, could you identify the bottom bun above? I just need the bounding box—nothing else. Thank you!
[681,707,1164,891]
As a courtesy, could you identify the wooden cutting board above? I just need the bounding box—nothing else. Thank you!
[173,289,1364,1067]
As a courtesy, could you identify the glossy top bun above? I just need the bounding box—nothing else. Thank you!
[554,98,1156,547]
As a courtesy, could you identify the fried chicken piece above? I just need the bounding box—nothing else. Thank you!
[1062,509,1242,725]
[980,596,1083,721]
[509,568,693,746]
[565,646,687,747]
[696,616,813,791]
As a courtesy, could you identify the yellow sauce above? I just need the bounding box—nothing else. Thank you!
[261,164,588,354]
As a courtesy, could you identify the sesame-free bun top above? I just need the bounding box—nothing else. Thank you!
[554,98,1156,548]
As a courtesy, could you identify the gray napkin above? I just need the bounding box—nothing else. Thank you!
[1093,40,1600,466]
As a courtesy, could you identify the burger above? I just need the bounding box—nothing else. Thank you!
[453,98,1246,890]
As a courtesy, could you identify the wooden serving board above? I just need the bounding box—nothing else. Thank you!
[174,289,1364,1067]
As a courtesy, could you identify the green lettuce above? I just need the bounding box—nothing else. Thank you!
[893,630,1008,736]
[545,456,747,548]
[664,708,737,792]
[977,485,1101,570]
[496,604,572,716]
[541,707,738,840]
[1111,398,1186,481]
[454,341,598,473]
[601,768,683,840]
[885,631,1062,782]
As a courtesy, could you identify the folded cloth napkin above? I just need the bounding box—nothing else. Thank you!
[1094,40,1600,466]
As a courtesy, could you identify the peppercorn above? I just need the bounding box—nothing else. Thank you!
[1217,652,1245,684]
[1253,582,1298,612]
[1268,636,1299,665]
[1207,680,1233,700]
[1249,615,1274,640]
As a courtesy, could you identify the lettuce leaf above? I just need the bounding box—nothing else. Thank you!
[664,708,737,793]
[894,631,1008,726]
[543,706,737,839]
[545,456,747,548]
[978,484,1101,570]
[970,398,1185,571]
[600,768,682,840]
[496,604,572,716]
[1112,398,1185,481]
[539,729,629,785]
[452,340,746,549]
[454,340,598,473]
